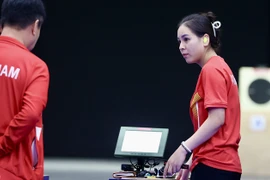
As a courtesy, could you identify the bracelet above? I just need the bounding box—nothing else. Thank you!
[181,141,192,154]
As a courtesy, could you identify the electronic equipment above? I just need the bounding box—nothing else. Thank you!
[114,126,169,172]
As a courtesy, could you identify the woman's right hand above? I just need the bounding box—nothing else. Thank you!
[176,168,189,180]
[176,154,192,180]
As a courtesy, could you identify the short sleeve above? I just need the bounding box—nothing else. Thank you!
[201,66,227,109]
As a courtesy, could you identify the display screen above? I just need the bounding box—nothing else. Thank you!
[121,131,162,153]
[114,126,169,158]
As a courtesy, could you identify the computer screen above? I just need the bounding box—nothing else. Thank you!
[114,126,169,158]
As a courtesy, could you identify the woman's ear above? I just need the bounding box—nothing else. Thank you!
[202,34,210,46]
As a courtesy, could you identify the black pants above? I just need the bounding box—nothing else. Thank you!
[190,163,241,180]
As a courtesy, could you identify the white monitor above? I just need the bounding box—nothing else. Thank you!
[114,126,169,158]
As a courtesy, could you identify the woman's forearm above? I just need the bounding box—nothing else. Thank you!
[183,109,225,151]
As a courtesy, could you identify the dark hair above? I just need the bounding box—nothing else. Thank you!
[178,11,222,53]
[0,0,46,29]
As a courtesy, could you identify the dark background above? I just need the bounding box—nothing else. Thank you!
[3,0,269,159]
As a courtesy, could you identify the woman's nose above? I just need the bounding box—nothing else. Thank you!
[179,42,185,51]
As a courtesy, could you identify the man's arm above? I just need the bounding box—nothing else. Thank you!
[0,63,49,156]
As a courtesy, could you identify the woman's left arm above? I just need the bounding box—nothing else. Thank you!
[162,107,226,176]
[184,107,225,151]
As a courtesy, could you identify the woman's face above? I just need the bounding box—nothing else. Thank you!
[177,24,205,64]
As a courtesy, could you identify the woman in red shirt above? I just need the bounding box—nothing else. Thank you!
[163,11,242,180]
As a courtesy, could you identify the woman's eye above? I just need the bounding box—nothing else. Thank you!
[184,38,189,42]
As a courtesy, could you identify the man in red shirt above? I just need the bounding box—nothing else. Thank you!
[0,0,49,179]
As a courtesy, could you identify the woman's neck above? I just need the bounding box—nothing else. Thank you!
[198,49,217,67]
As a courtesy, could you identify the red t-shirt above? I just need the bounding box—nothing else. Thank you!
[189,56,242,173]
[0,36,49,180]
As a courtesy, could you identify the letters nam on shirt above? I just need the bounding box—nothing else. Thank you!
[0,64,20,79]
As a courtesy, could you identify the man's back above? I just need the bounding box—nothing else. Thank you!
[0,36,31,128]
[0,36,49,180]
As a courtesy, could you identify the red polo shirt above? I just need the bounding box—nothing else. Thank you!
[189,56,242,173]
[0,36,49,180]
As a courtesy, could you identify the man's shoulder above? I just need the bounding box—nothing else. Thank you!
[22,51,48,70]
